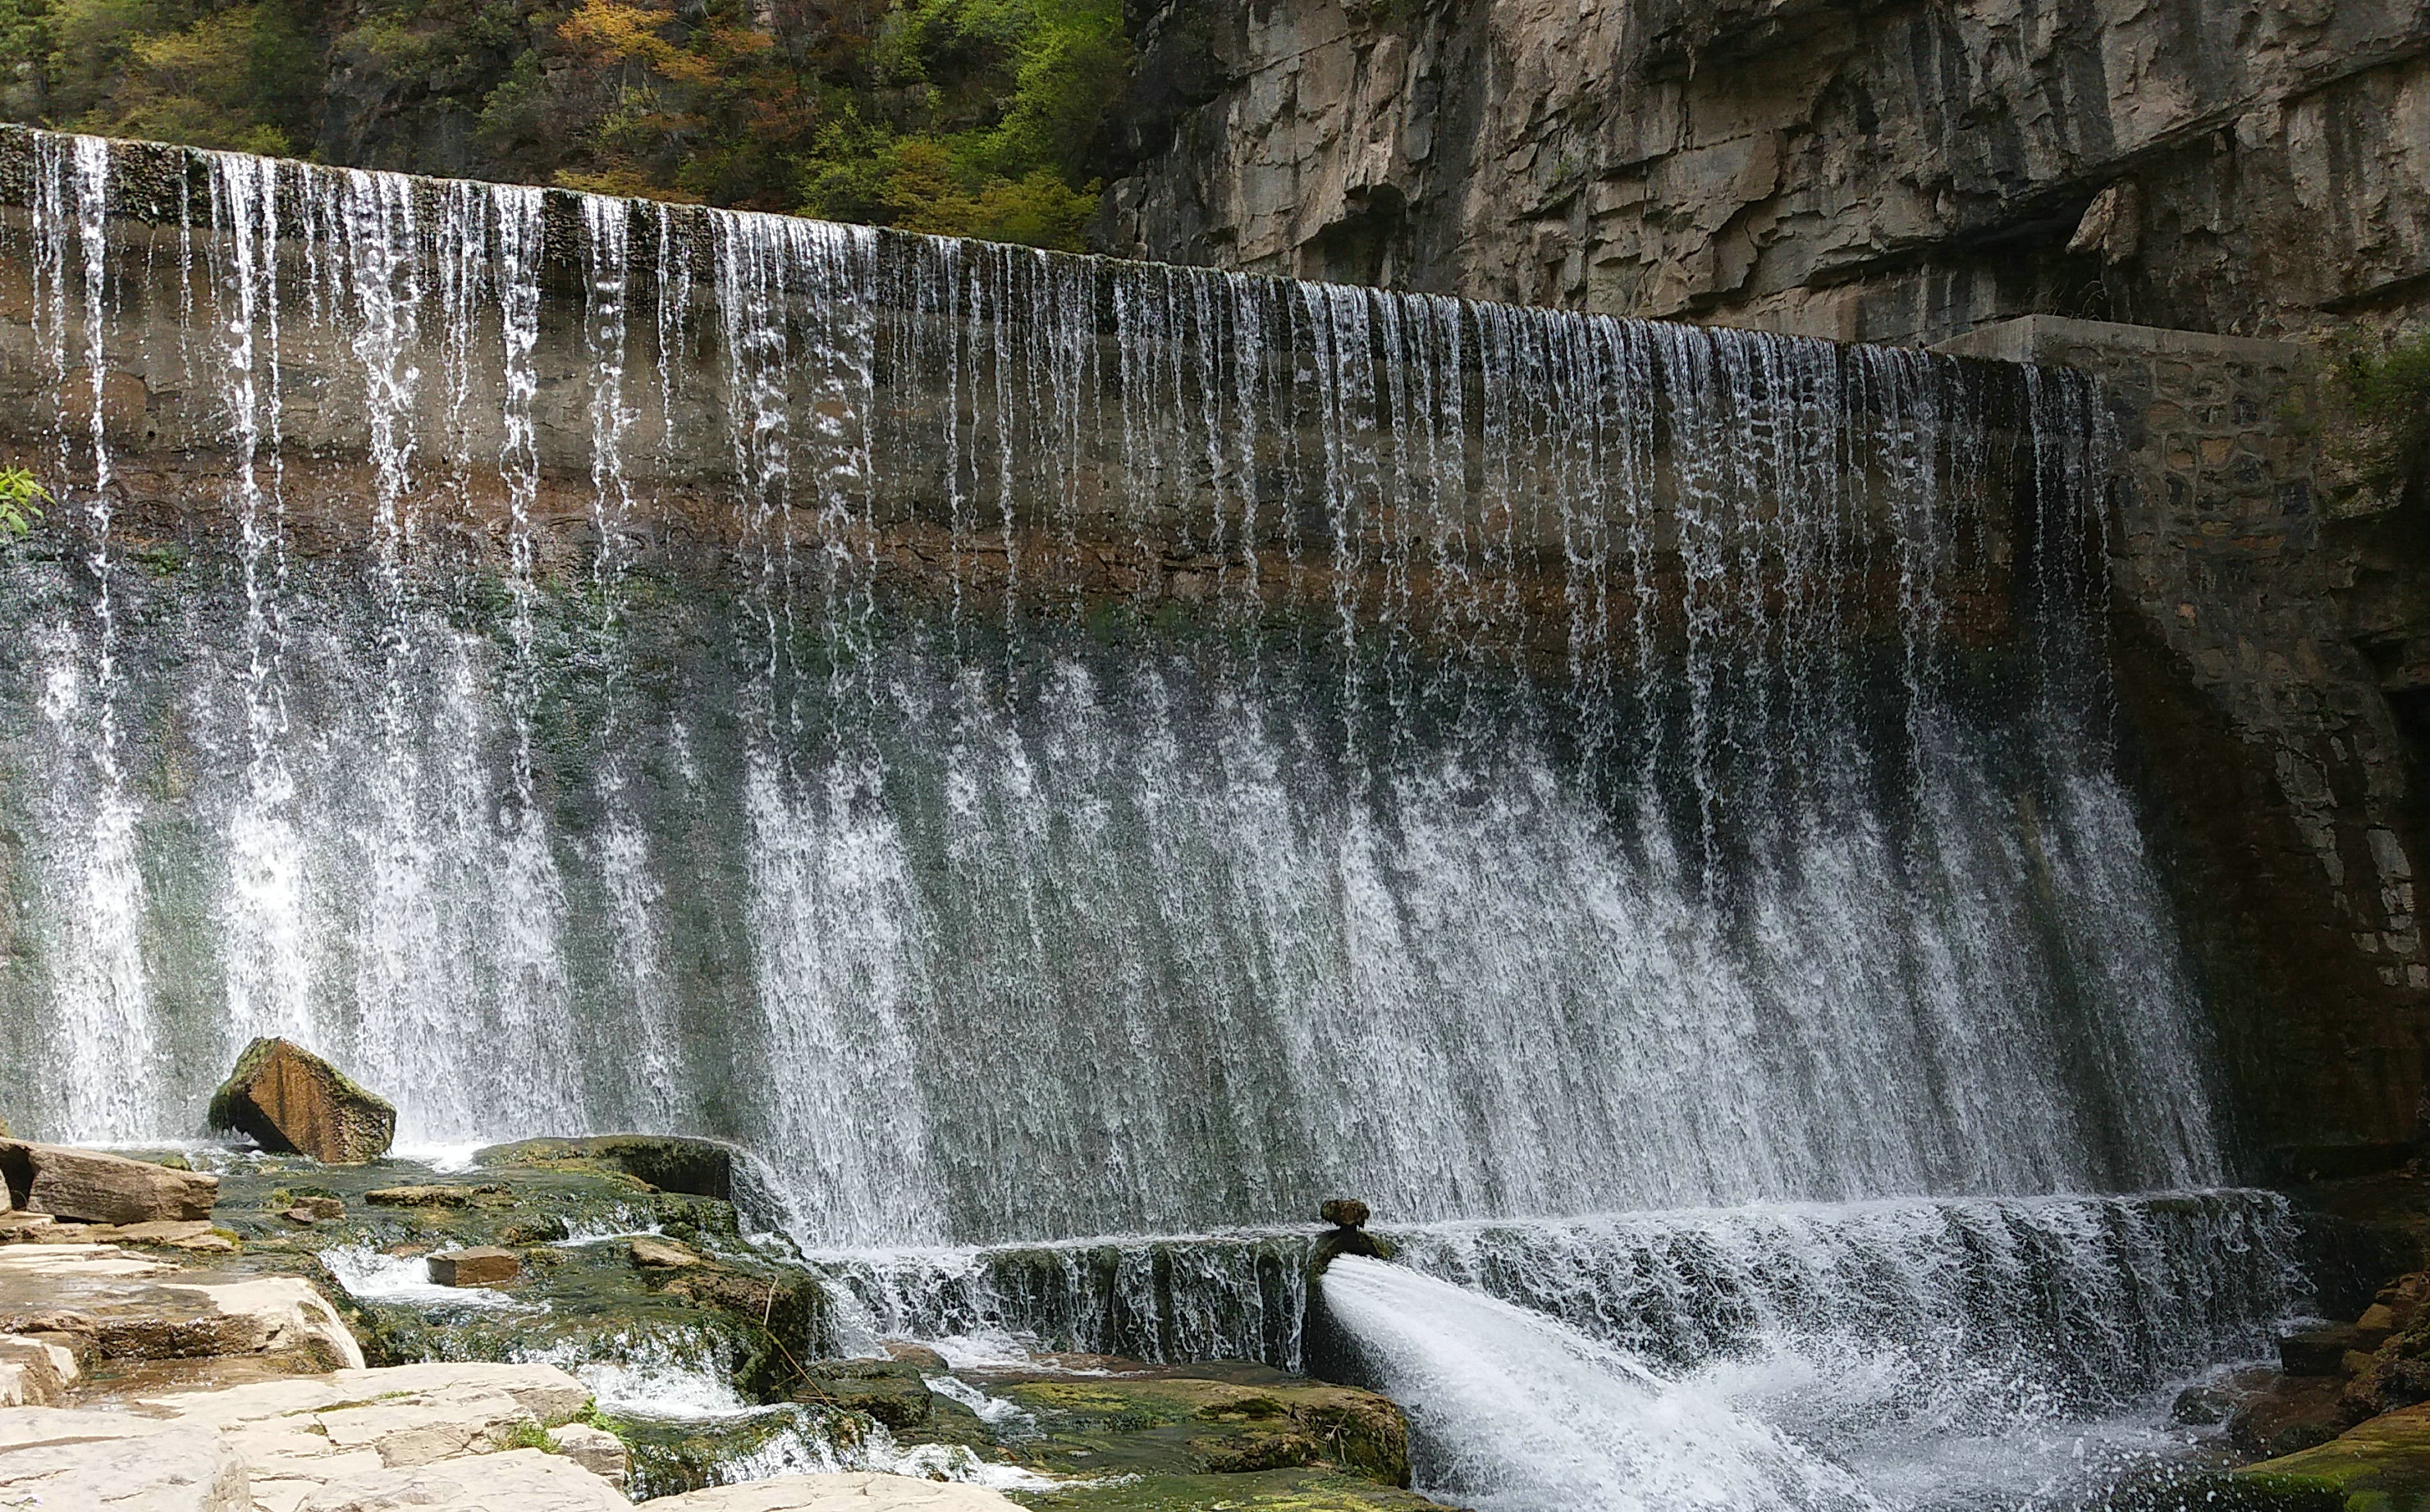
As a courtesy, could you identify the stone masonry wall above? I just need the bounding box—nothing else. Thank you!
[1941,316,2430,1169]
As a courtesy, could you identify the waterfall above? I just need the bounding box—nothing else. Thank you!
[1320,1255,1881,1512]
[1316,1192,2300,1510]
[0,130,2231,1248]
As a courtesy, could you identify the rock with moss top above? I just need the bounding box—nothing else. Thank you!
[903,1364,1412,1490]
[2223,1400,2430,1509]
[478,1135,737,1199]
[792,1359,933,1429]
[208,1037,397,1164]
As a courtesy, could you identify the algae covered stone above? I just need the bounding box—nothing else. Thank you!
[209,1037,397,1164]
[2227,1400,2430,1509]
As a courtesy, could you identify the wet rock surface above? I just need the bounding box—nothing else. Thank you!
[481,1135,739,1201]
[193,1144,835,1406]
[428,1247,521,1286]
[882,1359,1415,1497]
[0,1140,1448,1510]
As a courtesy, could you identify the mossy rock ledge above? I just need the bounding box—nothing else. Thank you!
[2220,1401,2430,1510]
[880,1359,1443,1512]
[475,1134,738,1200]
[195,1149,829,1402]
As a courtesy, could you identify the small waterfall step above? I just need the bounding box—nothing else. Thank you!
[1320,1254,1882,1512]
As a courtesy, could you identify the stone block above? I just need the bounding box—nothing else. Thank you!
[428,1247,519,1286]
[628,1234,701,1269]
[547,1422,629,1487]
[2280,1324,2368,1376]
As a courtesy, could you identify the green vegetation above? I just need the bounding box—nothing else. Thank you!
[0,468,47,538]
[2327,330,2430,513]
[0,0,1128,247]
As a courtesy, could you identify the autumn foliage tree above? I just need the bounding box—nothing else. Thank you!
[0,0,1127,248]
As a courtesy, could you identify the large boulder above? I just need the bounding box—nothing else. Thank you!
[208,1038,396,1164]
[0,1140,219,1223]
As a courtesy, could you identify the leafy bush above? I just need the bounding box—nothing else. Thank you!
[0,467,48,539]
[2327,332,2430,513]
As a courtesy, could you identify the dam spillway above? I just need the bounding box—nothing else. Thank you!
[0,127,2237,1253]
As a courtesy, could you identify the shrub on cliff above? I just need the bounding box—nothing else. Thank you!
[2322,331,2430,516]
[0,468,45,540]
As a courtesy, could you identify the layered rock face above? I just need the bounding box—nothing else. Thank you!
[1096,0,2430,345]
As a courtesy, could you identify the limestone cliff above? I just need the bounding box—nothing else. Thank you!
[1096,0,2430,346]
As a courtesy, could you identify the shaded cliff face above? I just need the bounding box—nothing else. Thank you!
[1096,0,2430,346]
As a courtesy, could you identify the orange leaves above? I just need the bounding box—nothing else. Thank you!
[558,0,716,86]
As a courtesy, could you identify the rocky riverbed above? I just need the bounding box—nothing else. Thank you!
[1,1131,1445,1510]
[25,1059,2430,1512]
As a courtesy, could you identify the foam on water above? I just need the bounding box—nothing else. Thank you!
[1320,1255,1883,1512]
[319,1245,541,1313]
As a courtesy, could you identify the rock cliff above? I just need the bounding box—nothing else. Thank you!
[1096,0,2430,346]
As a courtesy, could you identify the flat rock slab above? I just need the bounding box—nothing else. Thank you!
[0,1140,220,1223]
[295,1447,629,1511]
[0,1243,364,1372]
[1,1363,614,1510]
[0,1414,248,1511]
[140,1360,593,1429]
[652,1472,1028,1510]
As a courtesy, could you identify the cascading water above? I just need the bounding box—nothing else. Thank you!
[0,129,2299,1508]
[1319,1254,1882,1512]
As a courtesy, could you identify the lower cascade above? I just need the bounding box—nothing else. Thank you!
[0,126,2344,1510]
[1318,1254,1879,1512]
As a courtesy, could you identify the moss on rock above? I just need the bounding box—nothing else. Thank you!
[2227,1402,2430,1510]
[899,1364,1411,1491]
[476,1135,736,1200]
[1007,1467,1448,1512]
